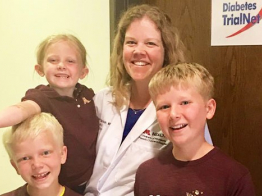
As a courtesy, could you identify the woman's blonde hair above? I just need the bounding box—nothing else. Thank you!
[149,63,214,102]
[109,4,186,109]
[3,112,64,159]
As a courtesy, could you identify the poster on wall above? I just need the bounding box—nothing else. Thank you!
[211,0,262,46]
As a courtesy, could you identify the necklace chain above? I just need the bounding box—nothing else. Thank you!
[130,108,145,114]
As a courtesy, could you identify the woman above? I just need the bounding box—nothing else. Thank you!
[85,4,212,196]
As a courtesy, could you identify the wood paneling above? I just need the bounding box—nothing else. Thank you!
[110,0,142,50]
[142,0,262,194]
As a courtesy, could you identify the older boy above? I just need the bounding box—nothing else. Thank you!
[134,63,255,196]
[1,113,81,196]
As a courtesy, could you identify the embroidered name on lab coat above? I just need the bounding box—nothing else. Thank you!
[139,129,167,145]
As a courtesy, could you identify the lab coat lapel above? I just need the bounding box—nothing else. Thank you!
[99,106,128,162]
[117,101,157,156]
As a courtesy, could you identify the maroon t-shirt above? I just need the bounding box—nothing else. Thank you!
[135,144,256,196]
[0,184,82,196]
[22,83,99,192]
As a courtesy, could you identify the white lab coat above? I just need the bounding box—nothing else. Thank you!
[85,88,212,196]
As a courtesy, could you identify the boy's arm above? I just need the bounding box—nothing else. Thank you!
[0,100,41,128]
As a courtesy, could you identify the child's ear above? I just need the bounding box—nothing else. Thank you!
[10,160,20,175]
[61,146,67,164]
[79,67,89,79]
[35,64,44,77]
[206,98,216,120]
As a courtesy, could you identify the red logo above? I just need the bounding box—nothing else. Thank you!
[143,129,150,135]
[227,7,262,38]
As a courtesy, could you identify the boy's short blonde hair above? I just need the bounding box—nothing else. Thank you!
[149,63,214,101]
[3,112,64,159]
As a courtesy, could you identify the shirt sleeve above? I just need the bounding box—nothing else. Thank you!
[230,171,256,196]
[22,87,51,113]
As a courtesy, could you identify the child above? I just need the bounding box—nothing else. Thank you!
[0,34,99,194]
[134,63,256,195]
[1,112,81,196]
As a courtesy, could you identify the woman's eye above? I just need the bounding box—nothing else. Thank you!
[125,40,136,45]
[147,42,156,46]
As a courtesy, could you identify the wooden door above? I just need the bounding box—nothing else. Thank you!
[139,0,262,194]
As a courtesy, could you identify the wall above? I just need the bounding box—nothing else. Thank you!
[0,0,110,194]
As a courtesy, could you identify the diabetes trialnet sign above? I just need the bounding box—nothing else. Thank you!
[211,0,262,46]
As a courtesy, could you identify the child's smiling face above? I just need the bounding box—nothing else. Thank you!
[155,84,215,148]
[36,40,88,97]
[11,130,67,190]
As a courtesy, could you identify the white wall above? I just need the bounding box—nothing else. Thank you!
[0,0,110,194]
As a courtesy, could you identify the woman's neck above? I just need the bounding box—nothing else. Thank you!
[130,81,151,109]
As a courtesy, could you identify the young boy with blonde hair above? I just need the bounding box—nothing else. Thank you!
[134,63,255,196]
[1,113,81,196]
